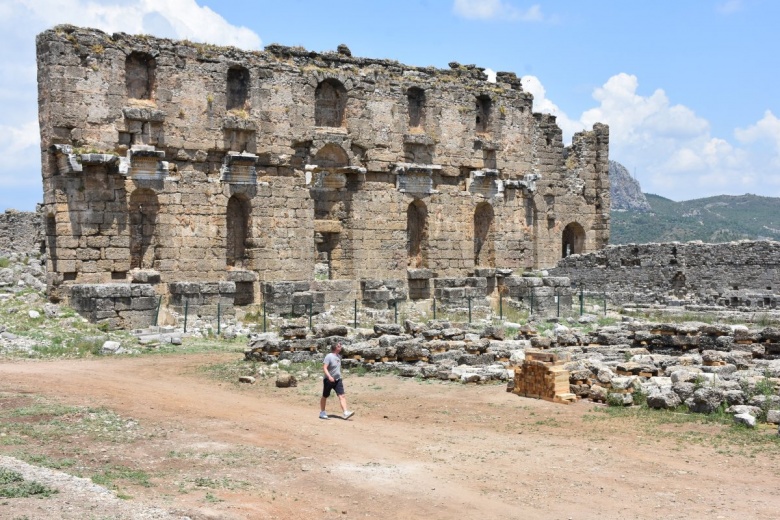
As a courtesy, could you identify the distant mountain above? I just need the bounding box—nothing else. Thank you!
[609,160,651,212]
[610,193,780,244]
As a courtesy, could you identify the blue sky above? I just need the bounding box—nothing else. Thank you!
[2,0,779,211]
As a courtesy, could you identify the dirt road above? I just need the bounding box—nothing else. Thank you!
[1,353,778,519]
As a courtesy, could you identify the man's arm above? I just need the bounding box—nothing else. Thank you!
[323,359,334,382]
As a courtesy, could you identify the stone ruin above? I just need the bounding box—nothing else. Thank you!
[550,240,780,311]
[0,209,42,255]
[243,317,780,428]
[36,25,610,329]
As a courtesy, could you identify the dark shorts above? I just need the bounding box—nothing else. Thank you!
[322,377,345,397]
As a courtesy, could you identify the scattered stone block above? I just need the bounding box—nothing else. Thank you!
[734,413,756,428]
[275,373,297,388]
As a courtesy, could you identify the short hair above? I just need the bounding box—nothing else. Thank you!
[331,342,341,351]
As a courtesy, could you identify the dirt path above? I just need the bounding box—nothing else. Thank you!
[1,353,779,519]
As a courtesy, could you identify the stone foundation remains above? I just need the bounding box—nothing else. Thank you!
[69,283,158,330]
[0,210,41,255]
[36,25,610,325]
[243,317,780,424]
[550,240,780,309]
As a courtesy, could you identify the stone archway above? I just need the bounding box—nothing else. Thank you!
[562,222,586,258]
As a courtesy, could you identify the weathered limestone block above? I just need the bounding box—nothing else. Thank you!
[685,387,724,414]
[313,324,349,338]
[375,323,404,336]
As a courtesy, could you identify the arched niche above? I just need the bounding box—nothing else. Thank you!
[226,195,251,267]
[314,143,350,168]
[562,222,586,258]
[227,66,250,110]
[126,52,155,100]
[475,94,492,134]
[407,87,426,129]
[315,79,347,127]
[129,188,159,269]
[474,202,495,267]
[407,199,428,268]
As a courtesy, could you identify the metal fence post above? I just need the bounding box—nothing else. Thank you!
[394,300,398,324]
[604,292,607,315]
[184,300,189,333]
[433,297,436,320]
[499,293,503,321]
[580,286,584,316]
[217,303,221,335]
[263,301,266,333]
[354,299,357,329]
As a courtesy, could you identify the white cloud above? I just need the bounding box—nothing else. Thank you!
[735,110,780,149]
[0,120,40,188]
[520,76,582,138]
[579,73,709,143]
[717,0,744,15]
[453,0,544,22]
[14,0,261,49]
[524,73,780,200]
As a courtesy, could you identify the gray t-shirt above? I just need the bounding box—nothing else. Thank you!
[323,352,342,380]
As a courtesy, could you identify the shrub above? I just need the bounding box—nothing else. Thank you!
[0,468,58,498]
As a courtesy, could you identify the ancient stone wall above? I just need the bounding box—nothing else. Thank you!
[550,240,780,308]
[0,210,42,255]
[69,283,158,329]
[36,25,609,314]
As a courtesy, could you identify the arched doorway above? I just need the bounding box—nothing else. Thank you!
[407,200,428,268]
[562,222,586,258]
[474,202,495,267]
[226,195,250,267]
[129,189,159,269]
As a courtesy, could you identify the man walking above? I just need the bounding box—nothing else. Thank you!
[320,342,355,420]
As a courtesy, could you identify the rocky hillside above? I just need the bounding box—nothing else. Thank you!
[609,160,651,212]
[611,193,780,244]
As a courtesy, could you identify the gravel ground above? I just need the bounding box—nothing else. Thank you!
[0,455,184,520]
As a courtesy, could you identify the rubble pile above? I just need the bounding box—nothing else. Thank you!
[245,317,780,430]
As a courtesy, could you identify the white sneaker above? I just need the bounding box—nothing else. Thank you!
[319,411,329,420]
[343,410,355,420]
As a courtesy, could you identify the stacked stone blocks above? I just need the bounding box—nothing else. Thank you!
[69,283,158,329]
